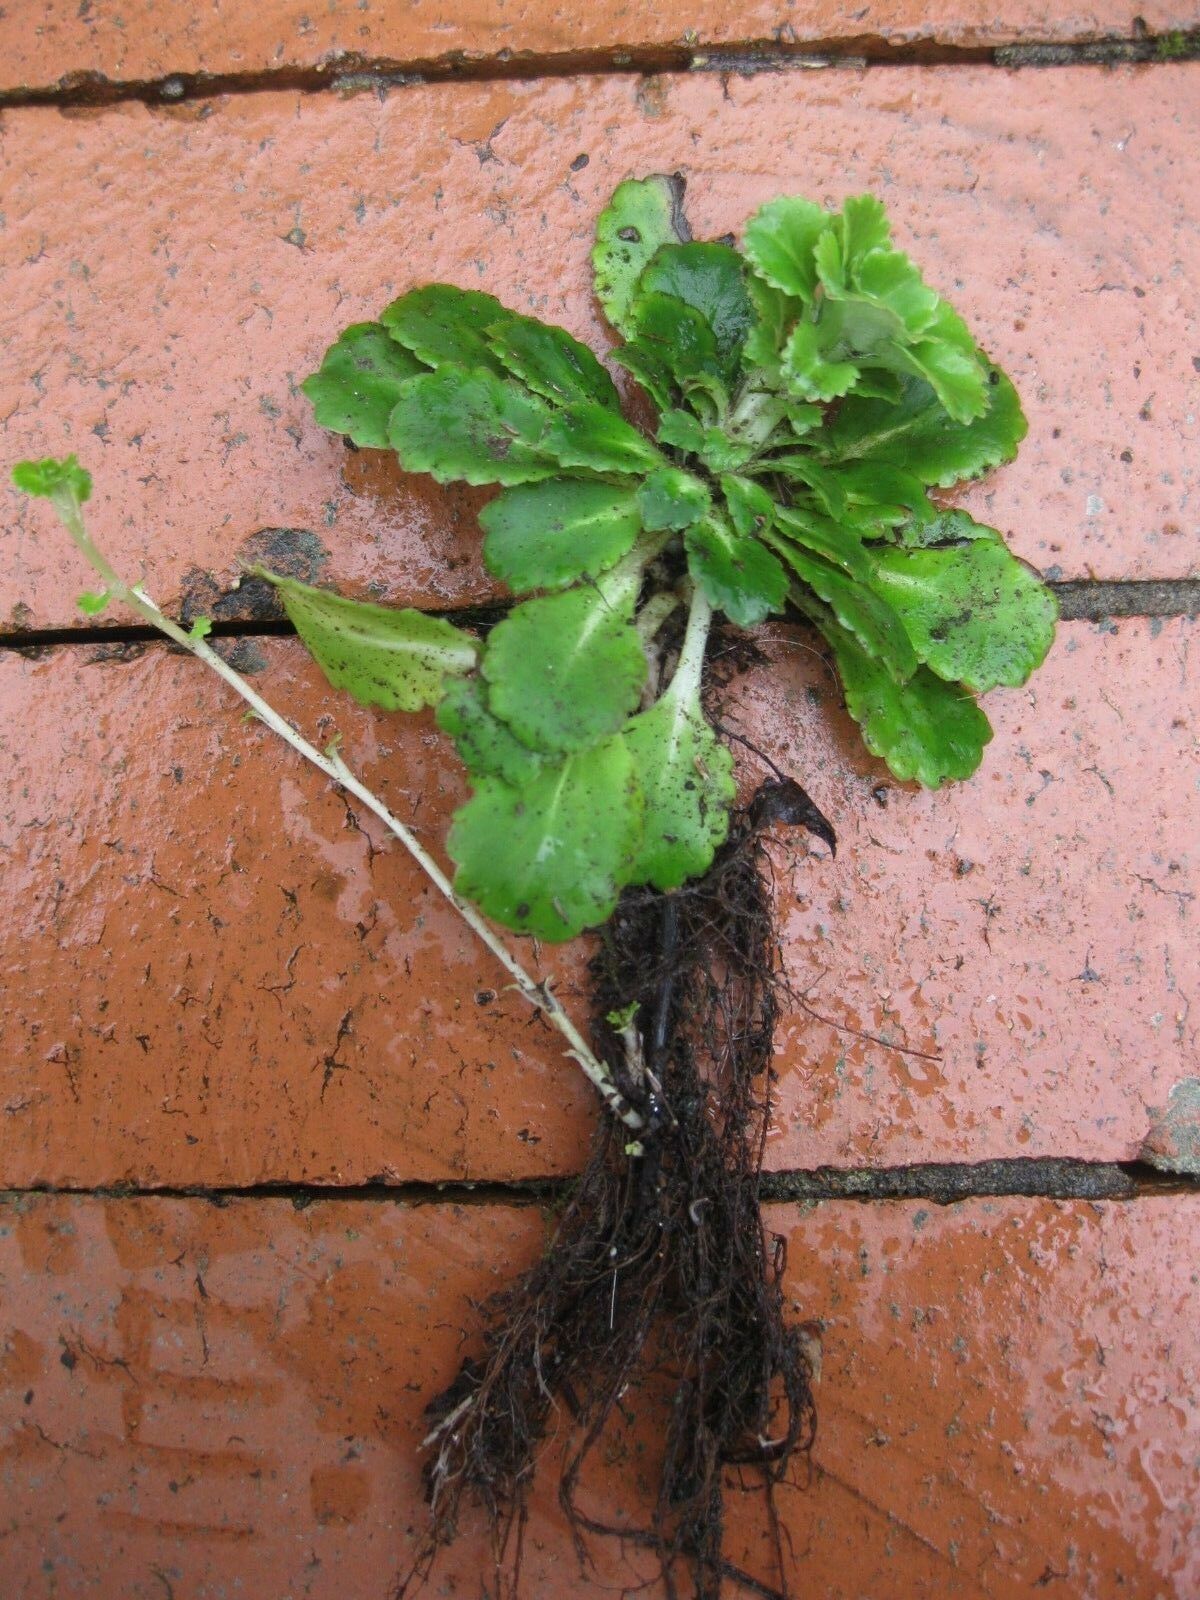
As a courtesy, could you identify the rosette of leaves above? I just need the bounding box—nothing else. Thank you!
[281,175,1055,942]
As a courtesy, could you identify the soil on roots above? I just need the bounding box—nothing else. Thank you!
[401,786,832,1600]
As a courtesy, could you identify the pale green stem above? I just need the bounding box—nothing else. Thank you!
[597,529,673,611]
[634,591,680,651]
[50,493,644,1136]
[726,387,786,450]
[663,586,715,707]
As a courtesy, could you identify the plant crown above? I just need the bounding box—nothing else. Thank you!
[278,177,1054,941]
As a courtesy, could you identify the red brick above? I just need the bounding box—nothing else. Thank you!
[1,619,1194,1187]
[1,1192,1196,1597]
[2,1,1198,91]
[748,615,1200,1170]
[0,642,594,1189]
[3,68,1198,633]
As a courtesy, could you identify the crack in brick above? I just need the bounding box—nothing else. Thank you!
[1052,579,1200,622]
[3,1158,1193,1209]
[0,30,1196,112]
[1,584,1197,658]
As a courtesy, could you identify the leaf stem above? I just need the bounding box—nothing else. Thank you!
[634,591,680,650]
[45,491,645,1137]
[726,388,786,451]
[597,529,673,610]
[665,586,714,708]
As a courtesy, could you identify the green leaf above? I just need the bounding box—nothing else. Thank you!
[891,299,989,424]
[839,195,893,271]
[746,193,992,421]
[612,342,671,410]
[849,246,940,337]
[720,474,775,538]
[486,313,621,411]
[623,689,735,891]
[435,676,543,787]
[76,590,109,615]
[615,290,728,409]
[775,544,919,683]
[743,196,831,301]
[784,400,825,436]
[762,454,848,520]
[380,284,512,376]
[656,409,755,472]
[698,432,759,472]
[889,507,999,549]
[593,174,690,339]
[538,398,664,477]
[868,537,1058,693]
[482,587,647,753]
[387,368,555,486]
[383,288,627,414]
[655,408,707,455]
[301,322,425,449]
[639,243,754,373]
[844,370,904,404]
[188,615,213,641]
[448,738,643,940]
[772,507,873,580]
[480,479,642,592]
[822,370,1026,487]
[812,219,846,291]
[636,466,710,531]
[12,455,92,504]
[742,274,801,370]
[781,318,861,403]
[822,620,993,787]
[833,462,933,530]
[684,514,788,628]
[259,571,478,711]
[894,342,988,426]
[814,227,945,350]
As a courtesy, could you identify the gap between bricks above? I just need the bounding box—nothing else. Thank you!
[1,580,1198,654]
[2,1159,1193,1210]
[1,28,1198,111]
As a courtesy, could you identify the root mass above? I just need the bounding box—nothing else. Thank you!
[404,787,832,1600]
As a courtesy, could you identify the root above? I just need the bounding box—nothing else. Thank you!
[400,790,833,1600]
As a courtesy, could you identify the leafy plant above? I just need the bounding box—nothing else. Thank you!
[289,175,1055,938]
[15,175,1059,1600]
